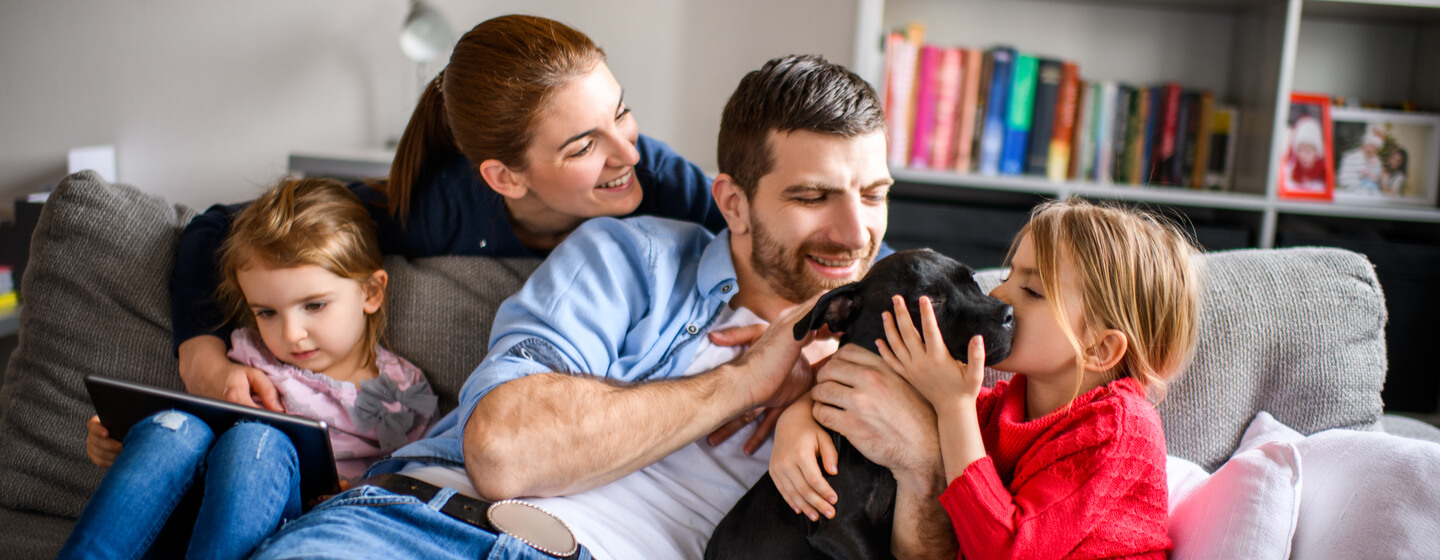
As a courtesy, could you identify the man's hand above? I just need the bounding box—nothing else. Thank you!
[810,344,940,477]
[727,296,822,412]
[178,335,282,411]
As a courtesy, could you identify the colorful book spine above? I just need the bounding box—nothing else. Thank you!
[1000,53,1038,175]
[1026,58,1063,175]
[929,47,963,170]
[1111,85,1133,184]
[1047,61,1080,182]
[1172,91,1195,187]
[1204,105,1238,190]
[1093,81,1117,183]
[1140,85,1160,184]
[909,44,942,169]
[1191,91,1215,189]
[1072,81,1096,181]
[954,49,984,173]
[1149,83,1182,186]
[1071,78,1088,177]
[883,32,910,167]
[1122,87,1149,185]
[978,47,1015,176]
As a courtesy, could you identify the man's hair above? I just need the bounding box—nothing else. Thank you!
[717,54,885,197]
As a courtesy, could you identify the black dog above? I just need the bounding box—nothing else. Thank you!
[706,249,1013,559]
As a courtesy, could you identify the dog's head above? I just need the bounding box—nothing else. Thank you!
[793,249,1013,365]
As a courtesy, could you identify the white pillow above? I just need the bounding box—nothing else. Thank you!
[1167,412,1303,560]
[1289,425,1440,559]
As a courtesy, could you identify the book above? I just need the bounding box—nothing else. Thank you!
[1000,53,1038,175]
[1123,87,1150,185]
[929,47,964,170]
[1026,58,1064,175]
[1110,85,1133,184]
[978,47,1015,176]
[909,44,942,168]
[1149,83,1182,185]
[954,48,984,173]
[1140,85,1160,184]
[1172,91,1195,187]
[884,24,925,168]
[1093,81,1117,183]
[1204,105,1239,191]
[1072,80,1096,181]
[1047,61,1080,182]
[1191,91,1216,189]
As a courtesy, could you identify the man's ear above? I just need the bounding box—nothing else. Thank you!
[478,159,528,200]
[362,270,388,315]
[713,173,751,235]
[1084,329,1128,373]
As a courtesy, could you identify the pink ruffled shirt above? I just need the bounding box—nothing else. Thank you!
[228,328,437,482]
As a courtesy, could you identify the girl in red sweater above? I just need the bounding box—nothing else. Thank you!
[876,198,1201,558]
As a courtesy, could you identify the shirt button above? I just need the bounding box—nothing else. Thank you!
[478,239,488,249]
[721,284,732,293]
[686,324,699,335]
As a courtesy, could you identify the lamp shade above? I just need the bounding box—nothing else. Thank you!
[399,0,453,62]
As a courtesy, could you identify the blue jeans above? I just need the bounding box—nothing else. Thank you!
[249,484,593,560]
[58,411,302,560]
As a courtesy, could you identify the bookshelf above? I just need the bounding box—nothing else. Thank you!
[854,0,1440,249]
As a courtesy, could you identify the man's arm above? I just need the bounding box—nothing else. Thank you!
[464,301,816,501]
[810,345,958,559]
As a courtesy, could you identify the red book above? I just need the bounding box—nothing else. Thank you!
[1149,83,1182,186]
[929,48,964,170]
[910,44,943,168]
[954,48,984,172]
[1046,61,1079,182]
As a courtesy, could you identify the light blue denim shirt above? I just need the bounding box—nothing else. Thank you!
[373,216,740,472]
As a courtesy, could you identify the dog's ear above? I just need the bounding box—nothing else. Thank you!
[793,282,863,341]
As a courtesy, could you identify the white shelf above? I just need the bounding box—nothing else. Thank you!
[891,168,1270,210]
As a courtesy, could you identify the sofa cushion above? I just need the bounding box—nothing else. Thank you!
[0,171,197,521]
[977,246,1388,471]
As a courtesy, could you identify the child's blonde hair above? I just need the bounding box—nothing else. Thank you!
[218,178,386,368]
[1008,197,1202,399]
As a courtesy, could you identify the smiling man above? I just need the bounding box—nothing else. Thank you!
[251,54,908,560]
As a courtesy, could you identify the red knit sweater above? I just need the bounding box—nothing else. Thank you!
[938,375,1170,559]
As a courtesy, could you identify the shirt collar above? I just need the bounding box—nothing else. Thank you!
[697,230,739,303]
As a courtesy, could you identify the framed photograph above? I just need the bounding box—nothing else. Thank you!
[1278,92,1334,201]
[1332,107,1440,208]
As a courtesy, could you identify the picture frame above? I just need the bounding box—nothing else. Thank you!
[1331,107,1440,208]
[1277,92,1334,201]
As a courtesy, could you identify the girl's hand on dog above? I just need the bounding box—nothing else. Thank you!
[877,295,986,409]
[85,415,122,468]
[770,397,839,521]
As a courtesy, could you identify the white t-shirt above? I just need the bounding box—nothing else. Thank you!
[405,305,771,559]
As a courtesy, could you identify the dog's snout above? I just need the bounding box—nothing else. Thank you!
[1001,305,1015,329]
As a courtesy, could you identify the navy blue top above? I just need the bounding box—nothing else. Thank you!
[171,135,726,350]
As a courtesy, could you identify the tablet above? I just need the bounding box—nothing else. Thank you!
[84,375,340,502]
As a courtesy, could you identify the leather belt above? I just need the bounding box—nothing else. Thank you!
[363,473,581,559]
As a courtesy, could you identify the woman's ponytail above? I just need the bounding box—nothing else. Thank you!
[386,70,458,221]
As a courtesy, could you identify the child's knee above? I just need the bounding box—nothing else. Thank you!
[129,410,216,452]
[216,421,298,467]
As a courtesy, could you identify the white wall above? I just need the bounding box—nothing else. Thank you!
[0,0,857,211]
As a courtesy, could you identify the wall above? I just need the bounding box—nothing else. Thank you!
[0,0,855,211]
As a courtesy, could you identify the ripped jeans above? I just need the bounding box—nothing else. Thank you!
[57,410,302,560]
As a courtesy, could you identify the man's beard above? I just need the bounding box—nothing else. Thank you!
[749,215,879,304]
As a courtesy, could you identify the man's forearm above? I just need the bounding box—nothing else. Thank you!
[463,367,754,500]
[892,465,958,560]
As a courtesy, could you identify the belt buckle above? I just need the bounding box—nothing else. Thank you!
[486,499,579,558]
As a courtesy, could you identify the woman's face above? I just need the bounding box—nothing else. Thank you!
[513,61,644,219]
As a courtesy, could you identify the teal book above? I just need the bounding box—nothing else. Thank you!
[999,53,1038,175]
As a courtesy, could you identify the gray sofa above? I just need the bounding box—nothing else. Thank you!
[0,171,1435,558]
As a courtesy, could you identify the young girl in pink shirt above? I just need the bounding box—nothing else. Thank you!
[61,178,435,560]
[774,198,1201,558]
